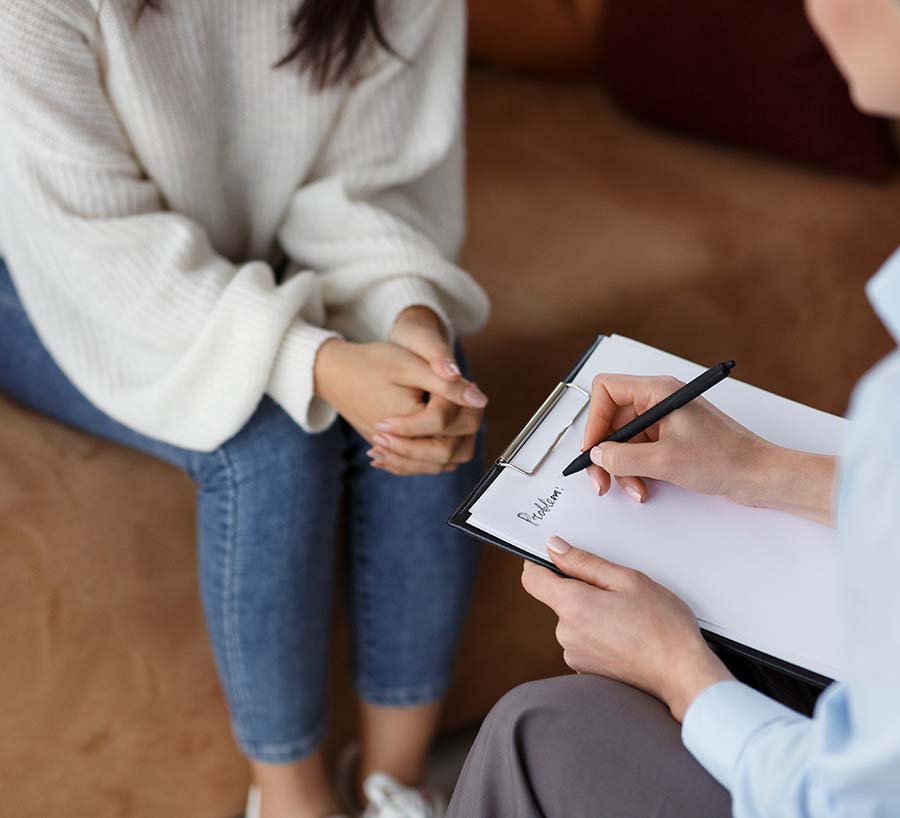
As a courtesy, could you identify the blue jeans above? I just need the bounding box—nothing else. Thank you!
[0,259,481,763]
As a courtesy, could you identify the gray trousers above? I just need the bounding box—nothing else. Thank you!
[446,675,732,818]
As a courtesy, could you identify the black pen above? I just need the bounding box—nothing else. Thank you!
[562,360,736,478]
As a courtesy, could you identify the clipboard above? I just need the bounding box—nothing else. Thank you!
[449,334,833,689]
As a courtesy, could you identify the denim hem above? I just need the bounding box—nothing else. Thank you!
[233,718,327,764]
[355,680,451,708]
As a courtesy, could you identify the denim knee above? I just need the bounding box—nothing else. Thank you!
[190,398,331,483]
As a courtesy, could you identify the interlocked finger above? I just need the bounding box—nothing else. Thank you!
[370,448,454,476]
[372,432,475,466]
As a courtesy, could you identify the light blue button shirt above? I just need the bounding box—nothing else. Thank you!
[681,248,900,818]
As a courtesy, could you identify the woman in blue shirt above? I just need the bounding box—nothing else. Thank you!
[446,1,900,816]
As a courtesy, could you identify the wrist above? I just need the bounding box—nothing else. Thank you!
[730,440,791,509]
[392,305,444,336]
[662,639,734,723]
[313,337,354,405]
[733,443,836,525]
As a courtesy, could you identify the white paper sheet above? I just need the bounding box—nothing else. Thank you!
[468,335,846,679]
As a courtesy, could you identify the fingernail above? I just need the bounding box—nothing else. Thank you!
[375,421,392,433]
[626,486,644,503]
[443,359,461,378]
[590,446,604,467]
[547,536,571,555]
[373,434,391,449]
[464,385,488,408]
[589,472,603,496]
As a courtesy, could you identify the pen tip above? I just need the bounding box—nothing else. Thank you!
[724,360,736,371]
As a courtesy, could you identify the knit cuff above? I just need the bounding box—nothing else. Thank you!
[268,322,342,433]
[339,275,453,343]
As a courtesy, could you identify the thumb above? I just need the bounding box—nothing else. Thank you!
[400,322,462,382]
[591,440,665,480]
[547,537,631,590]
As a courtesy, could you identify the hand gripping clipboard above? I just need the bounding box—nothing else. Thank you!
[449,334,832,689]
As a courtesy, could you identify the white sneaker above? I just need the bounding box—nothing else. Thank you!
[361,773,446,818]
[244,785,348,818]
[335,744,446,818]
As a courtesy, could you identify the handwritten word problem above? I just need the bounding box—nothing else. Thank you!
[517,487,565,527]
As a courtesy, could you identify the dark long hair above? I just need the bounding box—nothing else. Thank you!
[137,0,394,88]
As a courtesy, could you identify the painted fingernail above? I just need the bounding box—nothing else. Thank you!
[547,536,571,555]
[590,446,604,467]
[589,472,603,496]
[443,359,462,378]
[375,421,392,433]
[373,434,391,449]
[464,384,488,408]
[626,486,644,503]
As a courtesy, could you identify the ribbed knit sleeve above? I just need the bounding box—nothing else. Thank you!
[0,0,339,450]
[277,0,491,344]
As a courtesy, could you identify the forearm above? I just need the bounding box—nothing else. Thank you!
[736,444,837,527]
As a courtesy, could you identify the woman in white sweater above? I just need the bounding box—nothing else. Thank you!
[0,1,490,817]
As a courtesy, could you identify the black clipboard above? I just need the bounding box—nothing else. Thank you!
[449,334,832,690]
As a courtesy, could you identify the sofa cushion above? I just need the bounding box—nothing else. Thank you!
[600,0,897,181]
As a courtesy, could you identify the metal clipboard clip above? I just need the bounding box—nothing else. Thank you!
[496,381,590,476]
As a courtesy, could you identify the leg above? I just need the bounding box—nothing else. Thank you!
[343,413,483,794]
[357,700,443,789]
[196,399,345,818]
[252,752,337,818]
[447,675,733,818]
[0,262,343,817]
[0,260,197,464]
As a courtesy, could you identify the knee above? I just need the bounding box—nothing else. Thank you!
[482,676,584,743]
[192,398,339,489]
[483,675,663,747]
[489,677,571,723]
[489,675,607,718]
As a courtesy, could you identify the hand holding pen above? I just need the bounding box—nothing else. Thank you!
[563,363,766,503]
[562,362,837,525]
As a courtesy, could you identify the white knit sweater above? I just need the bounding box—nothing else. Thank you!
[0,0,489,450]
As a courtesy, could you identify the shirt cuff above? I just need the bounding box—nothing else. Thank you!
[267,321,341,433]
[681,680,805,791]
[334,275,453,343]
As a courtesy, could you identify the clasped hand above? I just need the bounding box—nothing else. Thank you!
[314,306,487,476]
